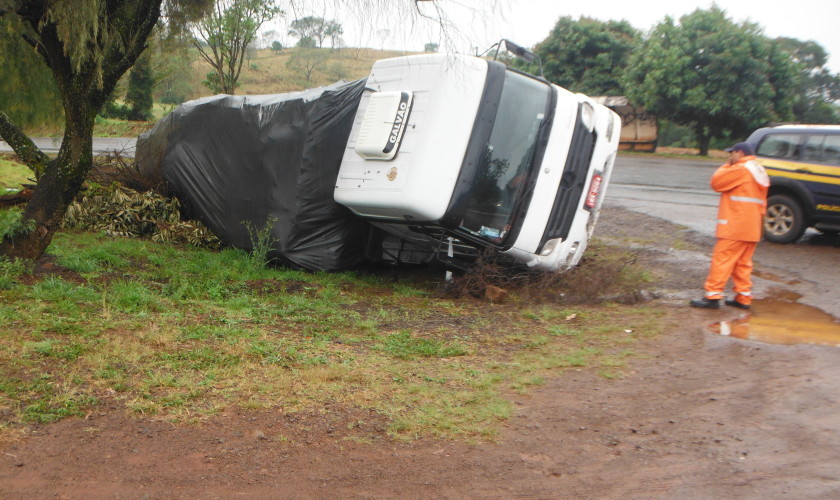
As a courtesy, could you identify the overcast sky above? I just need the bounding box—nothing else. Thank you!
[278,0,840,72]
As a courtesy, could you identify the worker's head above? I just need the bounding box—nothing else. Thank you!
[725,142,754,162]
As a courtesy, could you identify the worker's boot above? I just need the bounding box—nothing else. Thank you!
[724,298,750,310]
[690,298,720,309]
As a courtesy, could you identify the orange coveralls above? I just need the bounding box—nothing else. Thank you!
[703,155,769,306]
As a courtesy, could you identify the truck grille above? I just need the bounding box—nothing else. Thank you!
[538,107,596,252]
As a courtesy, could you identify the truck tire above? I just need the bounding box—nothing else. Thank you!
[763,194,806,243]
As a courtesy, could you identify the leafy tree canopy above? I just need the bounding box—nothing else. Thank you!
[776,37,840,124]
[0,0,165,260]
[623,6,798,155]
[190,0,283,94]
[288,15,342,49]
[0,15,63,128]
[533,16,639,95]
[286,46,328,83]
[324,19,342,49]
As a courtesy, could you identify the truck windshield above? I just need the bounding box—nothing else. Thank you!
[459,71,551,244]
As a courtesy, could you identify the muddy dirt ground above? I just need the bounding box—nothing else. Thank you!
[2,205,840,499]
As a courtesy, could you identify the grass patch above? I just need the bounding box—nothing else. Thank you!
[0,154,33,190]
[0,229,662,442]
[376,331,468,360]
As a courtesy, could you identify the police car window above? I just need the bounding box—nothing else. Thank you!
[823,135,840,166]
[804,135,825,162]
[756,134,801,159]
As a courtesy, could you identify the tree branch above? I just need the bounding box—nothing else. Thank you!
[0,111,49,181]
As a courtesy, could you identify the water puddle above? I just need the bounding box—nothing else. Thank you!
[707,297,840,346]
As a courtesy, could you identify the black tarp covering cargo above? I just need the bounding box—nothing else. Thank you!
[136,79,369,271]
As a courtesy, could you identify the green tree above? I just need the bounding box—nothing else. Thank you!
[0,0,166,260]
[152,33,197,105]
[126,51,155,121]
[534,16,639,95]
[288,15,332,48]
[285,47,328,83]
[271,40,283,52]
[296,35,317,48]
[0,15,63,129]
[624,7,798,155]
[424,42,439,53]
[190,0,282,94]
[324,20,343,49]
[776,37,840,124]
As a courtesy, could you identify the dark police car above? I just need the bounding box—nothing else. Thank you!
[745,125,840,243]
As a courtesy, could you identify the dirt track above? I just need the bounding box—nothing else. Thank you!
[2,205,840,499]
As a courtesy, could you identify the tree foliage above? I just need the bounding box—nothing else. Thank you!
[623,7,798,155]
[0,15,63,128]
[100,49,155,121]
[190,0,282,94]
[534,16,639,95]
[285,47,328,83]
[324,19,342,49]
[288,15,342,49]
[288,15,323,47]
[296,35,316,48]
[0,0,164,260]
[776,37,840,124]
[126,50,155,121]
[151,32,197,105]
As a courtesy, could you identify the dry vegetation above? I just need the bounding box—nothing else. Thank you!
[189,47,416,97]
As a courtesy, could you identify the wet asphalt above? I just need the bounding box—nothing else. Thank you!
[610,155,840,318]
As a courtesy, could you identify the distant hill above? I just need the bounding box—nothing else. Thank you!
[190,47,417,97]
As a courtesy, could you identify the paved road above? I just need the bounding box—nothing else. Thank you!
[609,155,720,236]
[608,154,840,317]
[0,137,137,155]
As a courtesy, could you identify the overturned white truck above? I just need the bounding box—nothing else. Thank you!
[337,53,619,271]
[137,52,620,272]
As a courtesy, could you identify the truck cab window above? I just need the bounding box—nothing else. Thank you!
[459,71,551,243]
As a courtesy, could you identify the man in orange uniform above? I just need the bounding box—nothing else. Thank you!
[690,142,769,309]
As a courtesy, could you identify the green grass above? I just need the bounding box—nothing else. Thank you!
[0,155,32,190]
[376,331,468,360]
[0,229,662,442]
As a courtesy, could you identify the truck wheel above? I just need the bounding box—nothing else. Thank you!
[763,194,805,243]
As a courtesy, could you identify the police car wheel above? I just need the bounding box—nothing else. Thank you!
[763,194,805,244]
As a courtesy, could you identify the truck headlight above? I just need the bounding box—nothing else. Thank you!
[540,238,561,256]
[565,242,580,265]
